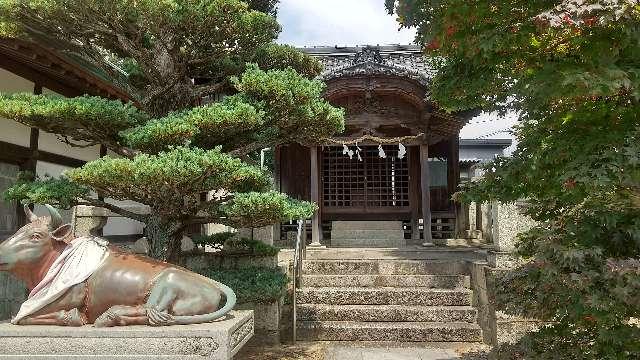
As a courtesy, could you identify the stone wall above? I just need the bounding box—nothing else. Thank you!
[236,226,275,246]
[467,200,537,253]
[493,201,537,253]
[470,262,540,345]
[236,301,283,345]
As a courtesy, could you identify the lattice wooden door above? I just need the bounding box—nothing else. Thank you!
[322,145,410,213]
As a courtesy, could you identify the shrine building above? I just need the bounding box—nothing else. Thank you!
[274,45,477,247]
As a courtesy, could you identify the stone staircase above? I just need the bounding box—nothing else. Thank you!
[330,221,406,247]
[295,258,483,342]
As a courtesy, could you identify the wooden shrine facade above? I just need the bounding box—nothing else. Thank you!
[275,46,475,245]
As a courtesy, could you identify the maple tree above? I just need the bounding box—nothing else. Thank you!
[387,0,640,358]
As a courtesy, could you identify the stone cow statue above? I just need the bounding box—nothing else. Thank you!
[0,204,236,327]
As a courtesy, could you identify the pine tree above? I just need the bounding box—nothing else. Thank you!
[0,0,345,261]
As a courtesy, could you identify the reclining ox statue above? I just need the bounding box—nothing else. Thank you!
[0,204,236,327]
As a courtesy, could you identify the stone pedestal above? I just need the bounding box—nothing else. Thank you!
[0,310,253,359]
[237,226,274,245]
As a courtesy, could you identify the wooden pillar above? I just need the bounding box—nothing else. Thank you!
[18,83,42,226]
[447,136,461,237]
[409,146,421,242]
[309,146,323,247]
[447,136,460,205]
[420,144,434,246]
[28,83,42,176]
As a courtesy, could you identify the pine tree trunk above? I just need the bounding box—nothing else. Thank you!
[145,215,182,262]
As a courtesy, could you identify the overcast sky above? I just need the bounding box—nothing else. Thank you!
[277,0,416,46]
[276,0,518,146]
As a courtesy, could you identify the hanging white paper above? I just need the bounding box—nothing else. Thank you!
[342,144,354,159]
[398,143,406,159]
[260,148,271,169]
[378,144,387,158]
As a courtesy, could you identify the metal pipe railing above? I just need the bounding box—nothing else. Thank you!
[292,219,305,344]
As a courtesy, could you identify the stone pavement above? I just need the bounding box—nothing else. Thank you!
[325,345,461,360]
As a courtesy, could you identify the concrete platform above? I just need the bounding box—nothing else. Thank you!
[0,310,253,359]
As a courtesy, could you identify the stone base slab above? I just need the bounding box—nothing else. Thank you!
[0,310,253,359]
[330,221,406,247]
[332,221,403,231]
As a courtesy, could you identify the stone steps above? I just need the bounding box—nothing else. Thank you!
[301,274,470,288]
[294,257,482,343]
[297,304,477,323]
[302,259,469,275]
[304,247,486,261]
[296,287,472,306]
[297,321,483,342]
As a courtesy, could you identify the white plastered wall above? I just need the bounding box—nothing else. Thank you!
[99,151,145,237]
[0,68,34,147]
[0,73,144,237]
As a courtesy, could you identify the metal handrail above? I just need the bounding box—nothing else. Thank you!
[292,219,306,344]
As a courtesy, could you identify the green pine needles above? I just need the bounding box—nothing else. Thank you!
[0,0,344,261]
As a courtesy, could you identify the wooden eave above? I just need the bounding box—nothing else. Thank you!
[0,38,131,102]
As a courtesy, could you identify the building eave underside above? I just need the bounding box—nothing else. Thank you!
[0,38,131,101]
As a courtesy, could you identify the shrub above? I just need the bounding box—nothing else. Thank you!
[192,232,280,257]
[200,266,287,304]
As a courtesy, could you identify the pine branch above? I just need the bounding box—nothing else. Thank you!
[79,197,148,223]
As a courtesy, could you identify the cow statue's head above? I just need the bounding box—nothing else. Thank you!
[0,205,73,271]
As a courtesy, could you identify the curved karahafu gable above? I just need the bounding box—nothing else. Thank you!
[299,45,476,145]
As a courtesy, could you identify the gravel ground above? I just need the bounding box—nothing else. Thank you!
[235,342,327,360]
[235,342,490,360]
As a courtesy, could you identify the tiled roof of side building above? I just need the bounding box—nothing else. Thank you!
[459,139,513,148]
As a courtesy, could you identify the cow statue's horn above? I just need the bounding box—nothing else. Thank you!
[45,204,63,230]
[23,204,38,222]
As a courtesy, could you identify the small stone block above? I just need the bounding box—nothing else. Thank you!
[0,310,254,359]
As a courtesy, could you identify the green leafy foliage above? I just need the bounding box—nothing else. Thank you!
[222,237,280,257]
[66,146,271,219]
[233,64,345,146]
[123,65,342,154]
[191,232,280,256]
[221,191,317,228]
[122,96,265,153]
[388,0,640,358]
[0,0,321,116]
[0,93,147,146]
[252,43,323,79]
[3,173,89,209]
[199,266,287,304]
[192,231,237,250]
[245,0,279,16]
